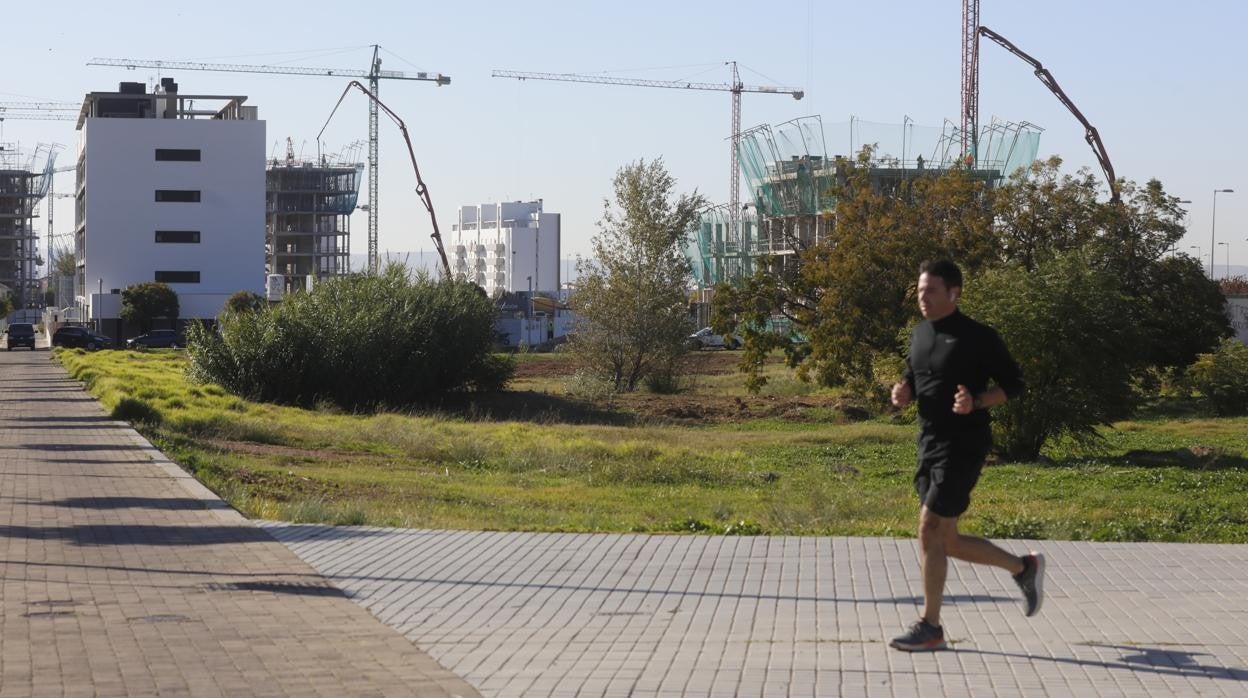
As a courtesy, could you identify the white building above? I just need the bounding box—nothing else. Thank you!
[74,79,265,335]
[451,200,560,297]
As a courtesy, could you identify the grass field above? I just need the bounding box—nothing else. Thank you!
[55,348,1248,542]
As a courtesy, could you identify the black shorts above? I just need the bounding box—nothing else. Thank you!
[913,431,991,518]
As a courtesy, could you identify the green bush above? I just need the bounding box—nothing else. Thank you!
[185,264,513,409]
[112,397,163,425]
[960,252,1142,460]
[1187,338,1248,415]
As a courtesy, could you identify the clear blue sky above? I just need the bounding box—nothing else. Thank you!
[4,0,1246,274]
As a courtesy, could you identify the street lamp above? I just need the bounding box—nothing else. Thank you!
[1189,245,1202,264]
[1218,242,1230,280]
[1211,188,1234,277]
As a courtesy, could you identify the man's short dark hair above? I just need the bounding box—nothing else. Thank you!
[919,259,963,290]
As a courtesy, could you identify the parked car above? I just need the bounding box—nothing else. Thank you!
[687,327,742,350]
[51,325,113,350]
[5,323,36,351]
[126,329,184,349]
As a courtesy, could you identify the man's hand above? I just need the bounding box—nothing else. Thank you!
[891,381,913,408]
[953,384,975,414]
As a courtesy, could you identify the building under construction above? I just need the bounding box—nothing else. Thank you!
[265,143,363,298]
[687,115,1042,292]
[0,143,58,310]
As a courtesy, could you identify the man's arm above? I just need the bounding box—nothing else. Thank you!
[953,328,1024,415]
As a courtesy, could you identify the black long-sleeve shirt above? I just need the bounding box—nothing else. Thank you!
[904,310,1025,437]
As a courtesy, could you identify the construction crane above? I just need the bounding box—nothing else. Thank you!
[88,47,451,272]
[0,102,78,122]
[961,0,1119,202]
[318,81,451,278]
[493,63,803,237]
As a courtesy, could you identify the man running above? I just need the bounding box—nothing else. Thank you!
[888,259,1044,652]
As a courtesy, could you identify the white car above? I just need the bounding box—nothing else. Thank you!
[687,327,742,350]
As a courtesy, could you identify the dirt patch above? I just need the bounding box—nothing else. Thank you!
[512,351,751,381]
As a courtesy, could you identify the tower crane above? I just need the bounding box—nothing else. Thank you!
[88,47,451,272]
[493,63,803,237]
[0,102,78,122]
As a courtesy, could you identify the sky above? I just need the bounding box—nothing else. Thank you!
[3,0,1246,277]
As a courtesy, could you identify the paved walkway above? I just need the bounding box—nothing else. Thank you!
[0,346,477,696]
[5,345,1248,696]
[261,525,1248,697]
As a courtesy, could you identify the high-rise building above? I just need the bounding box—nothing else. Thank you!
[451,200,560,297]
[74,79,265,337]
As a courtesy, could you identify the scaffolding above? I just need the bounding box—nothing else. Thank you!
[688,114,1043,289]
[0,142,59,309]
[265,141,363,295]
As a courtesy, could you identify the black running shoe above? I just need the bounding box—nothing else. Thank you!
[889,618,946,651]
[1013,552,1045,617]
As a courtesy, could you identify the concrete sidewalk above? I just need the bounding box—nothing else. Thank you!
[0,347,478,697]
[264,528,1248,697]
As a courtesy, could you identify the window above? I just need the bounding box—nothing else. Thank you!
[155,190,200,203]
[155,230,200,243]
[155,148,201,162]
[155,271,200,283]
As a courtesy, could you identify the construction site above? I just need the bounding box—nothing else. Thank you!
[0,0,1128,340]
[687,114,1043,295]
[265,139,364,298]
[0,142,58,311]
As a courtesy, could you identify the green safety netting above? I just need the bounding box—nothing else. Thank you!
[691,115,1043,289]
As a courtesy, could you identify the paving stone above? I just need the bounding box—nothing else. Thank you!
[0,348,477,696]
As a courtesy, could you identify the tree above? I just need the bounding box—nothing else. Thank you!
[570,159,706,392]
[53,244,76,278]
[960,252,1142,460]
[224,290,267,315]
[715,153,998,390]
[0,293,13,320]
[120,282,179,333]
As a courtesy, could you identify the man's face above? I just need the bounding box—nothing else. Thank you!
[917,272,959,320]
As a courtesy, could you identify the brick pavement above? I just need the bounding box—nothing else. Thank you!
[0,345,478,697]
[8,342,1248,696]
[264,522,1248,696]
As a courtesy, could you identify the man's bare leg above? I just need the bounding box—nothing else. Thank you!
[920,507,1027,625]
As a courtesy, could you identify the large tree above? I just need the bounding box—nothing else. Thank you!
[120,282,179,333]
[715,152,999,390]
[570,159,706,392]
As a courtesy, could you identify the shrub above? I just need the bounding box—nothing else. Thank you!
[960,252,1142,461]
[1187,338,1248,415]
[112,397,163,425]
[185,264,513,409]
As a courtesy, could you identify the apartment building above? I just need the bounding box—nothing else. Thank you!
[74,78,265,336]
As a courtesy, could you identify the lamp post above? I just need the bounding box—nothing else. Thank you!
[96,278,103,333]
[1211,189,1234,276]
[1218,242,1230,280]
[1189,245,1202,265]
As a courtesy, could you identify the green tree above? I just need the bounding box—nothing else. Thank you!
[120,282,179,333]
[1187,338,1248,416]
[960,252,1142,460]
[223,290,267,315]
[53,244,76,278]
[570,159,706,392]
[715,154,998,390]
[0,293,13,319]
